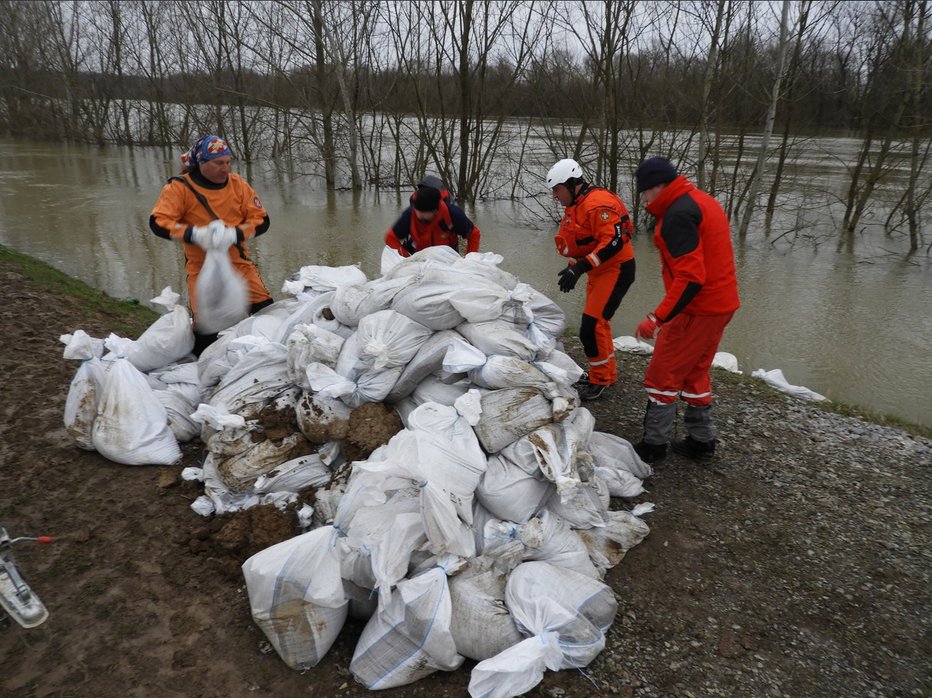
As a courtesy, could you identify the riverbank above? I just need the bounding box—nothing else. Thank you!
[1,247,929,697]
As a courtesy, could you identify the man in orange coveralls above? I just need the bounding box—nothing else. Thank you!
[384,175,481,257]
[631,156,740,464]
[547,158,636,401]
[149,135,273,355]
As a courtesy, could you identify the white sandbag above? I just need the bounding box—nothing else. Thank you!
[525,288,566,339]
[384,330,476,403]
[537,347,586,385]
[282,264,367,296]
[64,357,107,450]
[122,305,194,373]
[448,280,531,325]
[352,399,487,558]
[712,351,741,373]
[194,230,249,333]
[330,275,416,327]
[354,309,432,370]
[336,484,422,590]
[476,455,553,524]
[382,245,463,280]
[613,335,655,355]
[225,299,299,342]
[60,329,105,360]
[451,252,520,290]
[472,388,565,454]
[147,362,204,443]
[449,555,524,661]
[391,271,468,330]
[409,376,471,409]
[576,505,652,577]
[91,357,181,465]
[332,332,405,407]
[370,513,429,605]
[243,526,347,670]
[505,561,617,668]
[456,319,539,361]
[588,430,653,480]
[350,566,464,689]
[752,367,828,402]
[468,632,563,698]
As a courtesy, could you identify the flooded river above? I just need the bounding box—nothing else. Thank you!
[1,138,929,428]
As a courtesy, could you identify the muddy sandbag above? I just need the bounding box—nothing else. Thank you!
[472,387,567,454]
[208,426,313,493]
[243,526,348,670]
[576,505,653,577]
[449,555,524,661]
[64,356,107,450]
[90,357,181,465]
[295,392,352,444]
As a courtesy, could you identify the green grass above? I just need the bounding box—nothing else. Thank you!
[0,244,158,335]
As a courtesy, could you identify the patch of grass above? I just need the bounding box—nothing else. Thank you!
[0,244,158,335]
[826,401,932,440]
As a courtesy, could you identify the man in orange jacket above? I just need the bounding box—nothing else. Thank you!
[631,157,740,463]
[547,158,636,401]
[384,175,481,257]
[150,135,273,355]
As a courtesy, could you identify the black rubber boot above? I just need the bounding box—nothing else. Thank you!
[633,440,668,464]
[672,435,717,461]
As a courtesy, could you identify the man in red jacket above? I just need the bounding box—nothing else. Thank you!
[384,175,481,257]
[631,157,740,463]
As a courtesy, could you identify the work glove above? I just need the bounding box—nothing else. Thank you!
[635,313,662,341]
[557,264,582,293]
[189,225,212,250]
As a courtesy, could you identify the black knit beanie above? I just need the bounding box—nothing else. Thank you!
[635,157,678,193]
[413,185,441,212]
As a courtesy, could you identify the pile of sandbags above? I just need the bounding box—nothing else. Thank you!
[60,248,654,696]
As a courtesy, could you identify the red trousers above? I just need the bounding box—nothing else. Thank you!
[644,312,734,406]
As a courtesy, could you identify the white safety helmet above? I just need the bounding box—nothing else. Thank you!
[546,158,583,188]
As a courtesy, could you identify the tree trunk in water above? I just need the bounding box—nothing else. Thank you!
[738,0,791,241]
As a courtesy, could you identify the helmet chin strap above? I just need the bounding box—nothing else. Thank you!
[567,179,586,205]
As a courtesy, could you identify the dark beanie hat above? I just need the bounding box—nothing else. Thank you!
[635,157,678,193]
[413,185,441,212]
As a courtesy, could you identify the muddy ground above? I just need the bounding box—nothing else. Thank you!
[1,253,929,698]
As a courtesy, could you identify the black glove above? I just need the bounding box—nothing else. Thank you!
[398,233,416,255]
[557,264,582,293]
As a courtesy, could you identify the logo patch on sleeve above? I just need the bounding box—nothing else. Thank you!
[253,196,263,209]
[600,210,611,222]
